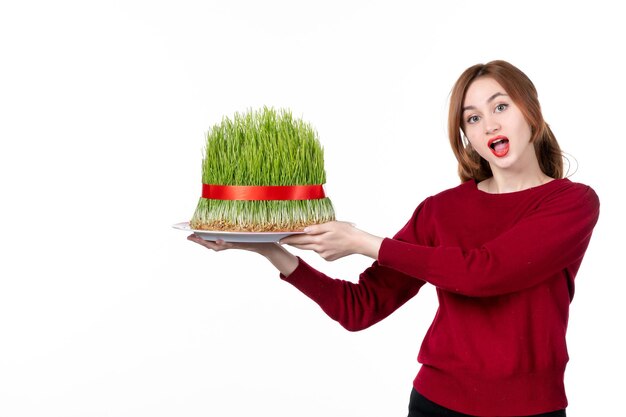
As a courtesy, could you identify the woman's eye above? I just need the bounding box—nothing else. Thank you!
[466,115,479,124]
[495,103,508,112]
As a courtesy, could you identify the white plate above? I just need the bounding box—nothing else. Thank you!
[172,222,304,242]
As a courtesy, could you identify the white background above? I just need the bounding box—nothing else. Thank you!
[1,1,624,416]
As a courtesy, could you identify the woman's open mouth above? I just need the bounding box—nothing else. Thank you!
[488,136,509,157]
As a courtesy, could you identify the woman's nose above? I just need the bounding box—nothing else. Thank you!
[485,119,500,135]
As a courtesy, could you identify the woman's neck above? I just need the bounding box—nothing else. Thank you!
[480,170,553,194]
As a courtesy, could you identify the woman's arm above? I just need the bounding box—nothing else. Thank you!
[187,226,424,331]
[280,258,425,331]
[378,186,601,297]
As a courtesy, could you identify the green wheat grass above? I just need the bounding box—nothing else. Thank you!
[190,107,335,231]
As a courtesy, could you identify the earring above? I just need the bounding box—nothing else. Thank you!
[461,132,470,148]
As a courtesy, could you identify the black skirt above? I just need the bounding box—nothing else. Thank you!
[407,389,566,417]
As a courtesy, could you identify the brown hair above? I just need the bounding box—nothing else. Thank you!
[448,60,563,182]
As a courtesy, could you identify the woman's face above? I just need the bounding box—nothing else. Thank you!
[462,77,536,174]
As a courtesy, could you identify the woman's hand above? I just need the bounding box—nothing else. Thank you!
[186,234,275,255]
[280,221,384,261]
[186,234,299,276]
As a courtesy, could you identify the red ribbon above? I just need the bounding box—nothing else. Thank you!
[202,184,326,201]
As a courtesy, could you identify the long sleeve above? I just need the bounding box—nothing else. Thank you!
[281,259,425,331]
[378,183,600,297]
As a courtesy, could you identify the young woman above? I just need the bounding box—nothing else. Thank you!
[188,60,600,417]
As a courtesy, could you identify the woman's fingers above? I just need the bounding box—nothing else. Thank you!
[304,221,351,235]
[187,234,280,254]
[280,233,318,246]
[187,234,232,251]
[286,243,321,252]
[278,221,358,261]
[302,223,326,235]
[282,221,344,244]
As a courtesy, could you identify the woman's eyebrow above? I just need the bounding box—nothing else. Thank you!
[462,92,509,112]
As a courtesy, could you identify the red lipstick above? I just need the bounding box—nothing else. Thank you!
[487,135,510,157]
